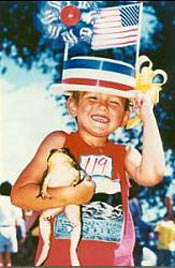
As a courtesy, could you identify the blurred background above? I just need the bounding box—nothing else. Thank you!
[0,1,175,266]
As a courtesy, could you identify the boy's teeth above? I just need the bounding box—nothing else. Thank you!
[92,115,109,123]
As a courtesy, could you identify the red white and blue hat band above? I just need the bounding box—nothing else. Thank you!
[51,56,136,98]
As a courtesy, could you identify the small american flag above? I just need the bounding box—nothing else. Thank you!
[92,3,142,50]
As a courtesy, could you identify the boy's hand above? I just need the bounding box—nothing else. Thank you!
[131,93,154,123]
[73,177,96,205]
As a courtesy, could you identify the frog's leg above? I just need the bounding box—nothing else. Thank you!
[35,207,64,266]
[65,204,81,266]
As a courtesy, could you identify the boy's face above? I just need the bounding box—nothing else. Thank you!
[68,92,129,137]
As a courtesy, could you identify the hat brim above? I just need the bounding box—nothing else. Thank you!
[50,83,138,99]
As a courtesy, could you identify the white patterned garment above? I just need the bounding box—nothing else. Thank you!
[0,195,24,252]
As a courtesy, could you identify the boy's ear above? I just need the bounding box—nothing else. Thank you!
[120,110,130,127]
[67,97,78,117]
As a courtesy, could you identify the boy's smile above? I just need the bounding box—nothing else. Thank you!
[91,114,110,124]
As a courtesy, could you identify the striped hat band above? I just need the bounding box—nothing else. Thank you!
[51,56,136,98]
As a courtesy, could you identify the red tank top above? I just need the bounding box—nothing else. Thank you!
[35,131,135,266]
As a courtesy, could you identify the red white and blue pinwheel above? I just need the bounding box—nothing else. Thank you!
[39,1,98,47]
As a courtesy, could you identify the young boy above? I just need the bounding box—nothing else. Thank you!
[11,56,165,266]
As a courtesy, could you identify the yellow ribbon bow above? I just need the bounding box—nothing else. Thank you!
[126,55,168,129]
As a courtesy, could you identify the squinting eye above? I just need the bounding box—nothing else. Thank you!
[88,96,97,100]
[109,101,120,106]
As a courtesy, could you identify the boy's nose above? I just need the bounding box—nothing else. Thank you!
[97,99,108,110]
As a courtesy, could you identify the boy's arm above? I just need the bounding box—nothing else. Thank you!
[125,94,165,186]
[11,131,95,210]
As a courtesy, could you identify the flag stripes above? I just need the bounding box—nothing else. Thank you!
[92,3,141,50]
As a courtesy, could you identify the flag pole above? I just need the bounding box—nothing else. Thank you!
[135,1,144,69]
[63,42,70,62]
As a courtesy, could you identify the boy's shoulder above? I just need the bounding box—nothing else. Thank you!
[42,130,68,149]
[109,141,135,154]
[46,130,68,139]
